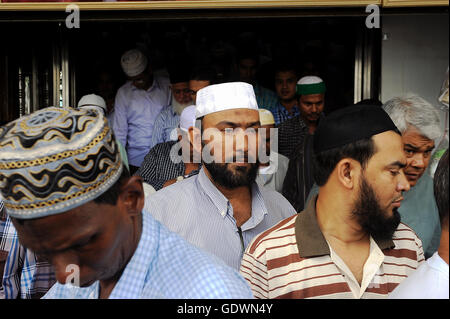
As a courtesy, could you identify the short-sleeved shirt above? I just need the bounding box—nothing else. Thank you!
[136,141,200,191]
[43,210,254,299]
[144,167,296,270]
[240,195,425,299]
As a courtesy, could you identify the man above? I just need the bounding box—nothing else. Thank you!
[390,149,449,299]
[188,65,216,104]
[255,109,289,194]
[278,75,326,159]
[271,64,300,125]
[0,106,253,299]
[279,76,326,212]
[151,67,193,148]
[78,93,129,171]
[145,82,296,270]
[236,50,278,111]
[136,105,201,191]
[382,95,442,258]
[113,48,171,175]
[241,105,424,299]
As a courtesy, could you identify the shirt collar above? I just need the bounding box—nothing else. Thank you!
[130,77,158,93]
[197,167,268,227]
[295,195,395,258]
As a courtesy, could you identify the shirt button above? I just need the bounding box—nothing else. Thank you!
[221,210,226,217]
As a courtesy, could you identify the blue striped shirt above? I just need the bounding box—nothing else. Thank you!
[43,209,252,299]
[150,105,180,148]
[145,167,296,270]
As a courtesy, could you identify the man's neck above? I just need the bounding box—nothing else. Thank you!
[280,99,298,113]
[204,168,253,227]
[316,189,369,244]
[438,228,449,265]
[99,216,143,299]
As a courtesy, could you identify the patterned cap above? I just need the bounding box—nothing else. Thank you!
[0,107,123,219]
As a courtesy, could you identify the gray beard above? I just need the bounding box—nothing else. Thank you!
[172,96,192,116]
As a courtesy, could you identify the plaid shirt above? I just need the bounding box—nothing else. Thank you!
[136,140,200,191]
[277,115,309,159]
[43,210,253,299]
[271,102,301,126]
[0,202,55,299]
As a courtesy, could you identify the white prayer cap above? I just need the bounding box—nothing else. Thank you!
[77,94,107,114]
[120,49,148,77]
[259,109,275,126]
[179,105,197,132]
[195,82,258,119]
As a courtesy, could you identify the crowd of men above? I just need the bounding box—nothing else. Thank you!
[0,47,448,299]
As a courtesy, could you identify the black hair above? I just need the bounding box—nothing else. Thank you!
[313,138,376,187]
[433,149,449,226]
[273,62,298,78]
[189,66,216,84]
[94,165,131,206]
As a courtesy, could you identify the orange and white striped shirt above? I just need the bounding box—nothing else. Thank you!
[240,196,425,299]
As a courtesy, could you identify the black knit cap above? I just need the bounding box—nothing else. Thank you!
[313,104,399,154]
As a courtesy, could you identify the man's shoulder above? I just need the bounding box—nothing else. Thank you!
[246,214,298,256]
[146,218,253,298]
[259,185,295,211]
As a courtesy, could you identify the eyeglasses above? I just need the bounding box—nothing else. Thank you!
[173,88,192,95]
[188,89,199,96]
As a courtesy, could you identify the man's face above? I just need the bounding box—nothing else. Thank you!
[171,82,192,105]
[202,108,260,188]
[129,70,152,91]
[11,196,138,287]
[238,58,257,84]
[351,131,410,238]
[402,128,435,187]
[274,71,297,102]
[189,80,210,104]
[299,93,325,124]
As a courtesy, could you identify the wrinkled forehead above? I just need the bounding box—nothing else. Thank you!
[202,108,260,128]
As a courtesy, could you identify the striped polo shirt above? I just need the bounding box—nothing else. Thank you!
[240,196,425,299]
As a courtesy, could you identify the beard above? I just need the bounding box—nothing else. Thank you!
[351,176,401,241]
[203,161,259,189]
[172,95,192,116]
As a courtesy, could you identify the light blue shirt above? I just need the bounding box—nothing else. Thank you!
[399,172,441,259]
[112,76,171,167]
[145,167,296,270]
[42,210,253,299]
[150,105,180,148]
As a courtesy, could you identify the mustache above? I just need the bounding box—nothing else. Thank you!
[224,151,257,163]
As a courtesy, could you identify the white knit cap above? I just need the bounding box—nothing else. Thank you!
[195,82,258,119]
[77,94,107,113]
[120,49,148,77]
[179,105,197,132]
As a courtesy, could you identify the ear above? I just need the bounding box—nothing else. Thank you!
[118,175,145,217]
[335,158,360,190]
